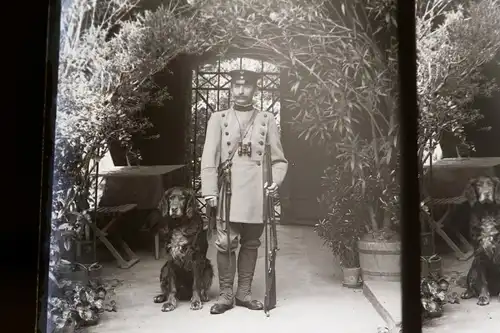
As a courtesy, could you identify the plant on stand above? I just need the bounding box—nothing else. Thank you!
[315,164,367,288]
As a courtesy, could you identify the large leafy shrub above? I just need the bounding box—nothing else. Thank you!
[314,165,367,268]
[416,0,500,167]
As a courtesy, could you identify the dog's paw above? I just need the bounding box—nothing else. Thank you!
[200,290,209,302]
[154,294,167,303]
[477,295,490,306]
[162,301,177,312]
[190,299,203,311]
[461,289,475,299]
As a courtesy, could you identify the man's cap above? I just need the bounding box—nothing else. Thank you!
[228,70,259,86]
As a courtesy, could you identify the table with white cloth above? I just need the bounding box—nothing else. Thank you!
[96,165,186,265]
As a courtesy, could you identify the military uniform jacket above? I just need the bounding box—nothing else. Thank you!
[200,107,288,224]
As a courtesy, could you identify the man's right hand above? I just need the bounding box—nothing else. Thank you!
[205,196,218,208]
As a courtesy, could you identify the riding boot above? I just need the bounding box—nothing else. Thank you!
[210,251,236,314]
[235,247,264,310]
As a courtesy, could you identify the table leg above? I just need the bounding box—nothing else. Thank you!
[427,206,469,260]
[154,233,160,260]
[90,224,135,268]
[117,238,141,269]
[87,221,140,269]
[455,231,472,251]
[101,216,119,235]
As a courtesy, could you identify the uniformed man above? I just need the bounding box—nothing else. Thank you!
[200,69,288,314]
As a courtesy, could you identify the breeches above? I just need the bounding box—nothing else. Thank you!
[214,220,265,253]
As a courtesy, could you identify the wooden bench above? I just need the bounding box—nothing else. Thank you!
[87,203,140,269]
[421,196,473,261]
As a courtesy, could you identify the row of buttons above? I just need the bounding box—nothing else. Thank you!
[226,140,265,146]
[224,122,268,128]
[226,131,266,136]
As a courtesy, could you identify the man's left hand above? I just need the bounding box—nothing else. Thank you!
[264,182,279,198]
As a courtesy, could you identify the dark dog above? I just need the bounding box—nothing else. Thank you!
[153,187,213,312]
[461,176,500,305]
[464,176,500,208]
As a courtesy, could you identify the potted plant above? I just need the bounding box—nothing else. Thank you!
[315,164,366,288]
[315,217,364,288]
[355,156,402,282]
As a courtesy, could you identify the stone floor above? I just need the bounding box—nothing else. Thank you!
[83,225,385,333]
[363,253,500,333]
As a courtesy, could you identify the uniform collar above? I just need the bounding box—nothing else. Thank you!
[233,103,254,112]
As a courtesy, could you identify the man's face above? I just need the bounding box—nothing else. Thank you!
[231,82,256,105]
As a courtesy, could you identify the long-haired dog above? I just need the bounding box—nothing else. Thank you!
[461,176,500,305]
[153,187,213,312]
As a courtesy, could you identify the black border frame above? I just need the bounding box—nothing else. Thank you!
[24,0,421,331]
[397,0,422,331]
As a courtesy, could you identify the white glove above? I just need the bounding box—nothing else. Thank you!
[205,196,218,208]
[264,182,279,198]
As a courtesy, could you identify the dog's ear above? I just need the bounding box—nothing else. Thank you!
[463,178,478,207]
[158,188,174,218]
[184,188,197,219]
[492,177,500,204]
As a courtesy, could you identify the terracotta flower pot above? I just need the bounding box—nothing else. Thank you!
[421,255,442,278]
[342,267,363,288]
[88,263,103,281]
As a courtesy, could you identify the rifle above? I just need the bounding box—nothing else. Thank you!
[263,144,278,316]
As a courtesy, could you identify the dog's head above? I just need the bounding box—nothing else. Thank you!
[463,176,500,207]
[158,187,197,220]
